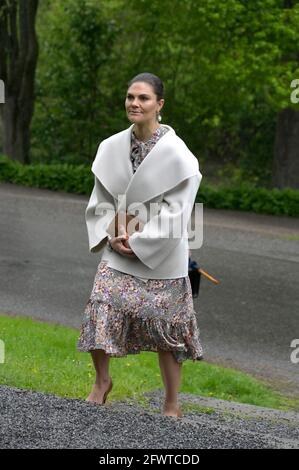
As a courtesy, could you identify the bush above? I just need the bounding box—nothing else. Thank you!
[0,154,92,195]
[197,181,299,217]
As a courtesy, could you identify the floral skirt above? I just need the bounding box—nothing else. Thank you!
[76,260,204,363]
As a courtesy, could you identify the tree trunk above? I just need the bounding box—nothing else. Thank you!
[0,0,39,164]
[272,108,299,189]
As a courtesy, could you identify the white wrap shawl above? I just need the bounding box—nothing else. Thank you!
[85,123,202,278]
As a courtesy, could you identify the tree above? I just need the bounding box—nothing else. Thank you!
[273,108,299,189]
[31,0,121,163]
[272,0,299,189]
[123,0,299,187]
[0,0,39,163]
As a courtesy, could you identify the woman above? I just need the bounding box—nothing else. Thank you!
[77,72,203,418]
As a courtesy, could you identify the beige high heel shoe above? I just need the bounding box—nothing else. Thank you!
[86,377,113,405]
[102,378,113,404]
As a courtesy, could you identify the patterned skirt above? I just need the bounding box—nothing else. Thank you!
[76,260,204,363]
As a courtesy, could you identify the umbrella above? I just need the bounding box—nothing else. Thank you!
[188,252,220,298]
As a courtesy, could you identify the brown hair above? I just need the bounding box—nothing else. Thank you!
[127,72,164,101]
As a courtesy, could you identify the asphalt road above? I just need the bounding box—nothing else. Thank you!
[0,182,298,396]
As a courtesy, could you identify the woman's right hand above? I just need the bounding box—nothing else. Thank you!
[109,226,137,258]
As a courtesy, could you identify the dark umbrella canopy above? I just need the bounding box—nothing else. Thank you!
[188,256,201,298]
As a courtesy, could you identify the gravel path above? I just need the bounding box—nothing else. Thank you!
[1,385,298,449]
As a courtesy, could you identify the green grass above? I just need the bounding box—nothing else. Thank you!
[0,313,298,412]
[181,403,216,415]
[277,234,299,241]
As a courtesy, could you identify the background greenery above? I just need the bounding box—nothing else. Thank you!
[28,0,299,190]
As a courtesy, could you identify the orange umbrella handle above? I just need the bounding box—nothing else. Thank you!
[198,268,220,284]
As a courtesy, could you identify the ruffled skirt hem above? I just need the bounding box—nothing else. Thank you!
[76,342,204,364]
[76,303,204,364]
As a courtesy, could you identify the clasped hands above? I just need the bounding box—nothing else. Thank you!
[108,224,137,258]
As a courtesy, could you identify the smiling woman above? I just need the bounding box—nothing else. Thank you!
[124,74,164,141]
[77,72,204,419]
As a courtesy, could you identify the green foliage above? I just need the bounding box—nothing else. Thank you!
[29,0,299,186]
[32,0,123,164]
[0,155,92,195]
[197,181,299,216]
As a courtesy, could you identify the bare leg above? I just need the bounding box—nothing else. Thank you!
[86,349,113,404]
[158,350,183,417]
